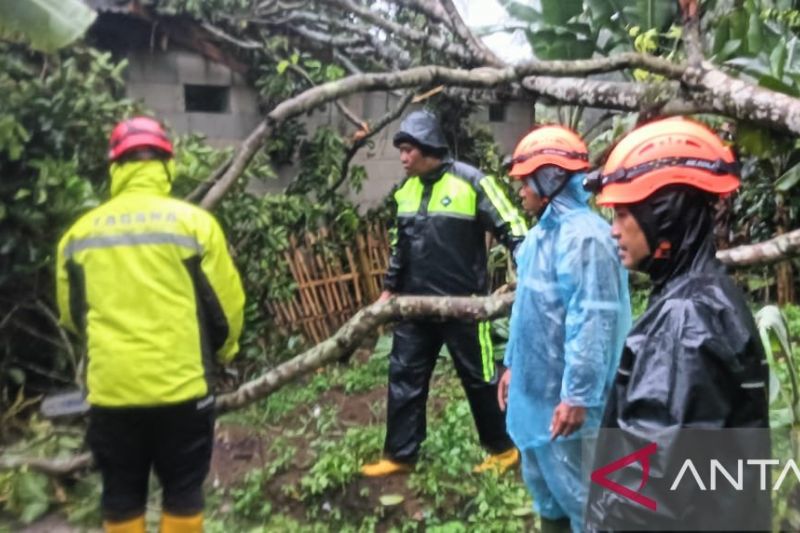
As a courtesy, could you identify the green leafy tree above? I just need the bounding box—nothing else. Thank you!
[0,43,135,408]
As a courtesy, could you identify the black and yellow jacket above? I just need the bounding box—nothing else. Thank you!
[56,160,245,407]
[384,160,527,296]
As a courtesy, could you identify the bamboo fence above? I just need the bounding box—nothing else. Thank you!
[265,222,391,344]
[266,222,510,344]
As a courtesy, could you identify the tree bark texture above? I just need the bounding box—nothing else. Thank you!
[215,292,514,412]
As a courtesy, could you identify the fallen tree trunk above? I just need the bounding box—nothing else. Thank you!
[6,227,800,475]
[716,227,800,267]
[216,292,514,411]
[0,452,93,476]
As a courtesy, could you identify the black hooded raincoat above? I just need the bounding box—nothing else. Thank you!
[586,187,771,531]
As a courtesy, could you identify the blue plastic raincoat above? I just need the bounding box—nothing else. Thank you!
[505,172,632,449]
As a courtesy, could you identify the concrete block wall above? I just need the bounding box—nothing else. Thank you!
[124,49,261,149]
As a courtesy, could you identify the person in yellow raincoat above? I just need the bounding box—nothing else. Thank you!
[56,116,244,533]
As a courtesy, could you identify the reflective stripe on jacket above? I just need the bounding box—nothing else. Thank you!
[56,160,245,407]
[384,160,527,296]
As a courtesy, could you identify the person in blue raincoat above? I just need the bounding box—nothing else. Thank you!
[497,125,631,533]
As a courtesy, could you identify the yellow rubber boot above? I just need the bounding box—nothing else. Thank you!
[103,515,146,533]
[360,458,412,477]
[160,512,203,533]
[473,447,520,474]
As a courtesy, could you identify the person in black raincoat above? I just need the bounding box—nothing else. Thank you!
[583,117,771,531]
[360,110,528,477]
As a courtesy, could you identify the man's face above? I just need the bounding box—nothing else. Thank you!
[611,205,651,269]
[517,179,544,216]
[398,142,438,177]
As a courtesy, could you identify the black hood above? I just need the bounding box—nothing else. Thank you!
[393,110,449,153]
[628,185,721,293]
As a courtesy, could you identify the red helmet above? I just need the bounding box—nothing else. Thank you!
[108,116,173,162]
[508,125,589,178]
[593,117,740,206]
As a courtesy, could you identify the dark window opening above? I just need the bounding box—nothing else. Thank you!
[489,103,507,123]
[184,84,230,113]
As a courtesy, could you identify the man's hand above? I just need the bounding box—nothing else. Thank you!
[549,402,586,440]
[497,368,511,411]
[377,290,392,303]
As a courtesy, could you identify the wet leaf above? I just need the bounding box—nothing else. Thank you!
[379,494,404,506]
[512,506,533,516]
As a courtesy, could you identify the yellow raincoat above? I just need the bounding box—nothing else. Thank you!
[56,160,244,407]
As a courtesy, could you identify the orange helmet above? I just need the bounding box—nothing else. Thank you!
[590,117,740,206]
[508,125,589,178]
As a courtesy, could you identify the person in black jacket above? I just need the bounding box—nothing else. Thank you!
[583,117,771,531]
[360,110,528,477]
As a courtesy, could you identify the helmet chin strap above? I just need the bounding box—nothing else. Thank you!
[525,176,550,218]
[526,168,573,219]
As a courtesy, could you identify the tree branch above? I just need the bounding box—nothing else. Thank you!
[201,22,262,50]
[184,155,233,203]
[285,63,366,130]
[393,0,453,27]
[437,0,505,67]
[323,91,415,200]
[200,56,690,208]
[0,452,93,476]
[679,0,703,66]
[1,293,514,475]
[521,77,705,114]
[288,24,364,47]
[34,300,77,380]
[321,0,477,65]
[216,292,514,412]
[333,50,362,75]
[717,227,800,267]
[683,64,800,134]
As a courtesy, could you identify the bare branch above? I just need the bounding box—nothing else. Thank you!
[438,0,505,67]
[679,0,703,66]
[216,292,514,412]
[288,24,364,47]
[683,64,800,134]
[323,91,415,199]
[0,452,93,476]
[717,228,800,267]
[321,0,477,65]
[201,22,262,50]
[393,0,453,26]
[285,63,366,130]
[185,156,233,203]
[334,50,363,75]
[34,300,77,380]
[521,77,703,114]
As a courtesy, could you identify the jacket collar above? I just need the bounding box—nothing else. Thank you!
[109,160,174,197]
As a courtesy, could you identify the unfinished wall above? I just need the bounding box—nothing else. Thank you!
[124,49,261,149]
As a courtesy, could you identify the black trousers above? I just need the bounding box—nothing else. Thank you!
[87,396,215,521]
[384,319,513,462]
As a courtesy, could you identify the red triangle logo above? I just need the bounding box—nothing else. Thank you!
[591,442,658,510]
